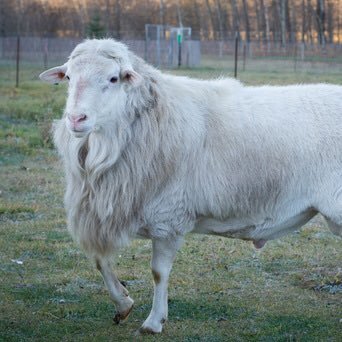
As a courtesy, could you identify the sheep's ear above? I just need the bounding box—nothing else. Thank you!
[121,68,142,87]
[39,64,67,84]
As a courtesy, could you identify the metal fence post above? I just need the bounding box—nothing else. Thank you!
[178,29,182,68]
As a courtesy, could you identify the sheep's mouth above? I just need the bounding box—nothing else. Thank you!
[71,127,87,133]
[67,122,92,137]
[69,127,91,138]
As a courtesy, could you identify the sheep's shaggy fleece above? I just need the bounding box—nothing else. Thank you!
[40,38,341,333]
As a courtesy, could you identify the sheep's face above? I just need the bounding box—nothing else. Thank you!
[39,52,142,138]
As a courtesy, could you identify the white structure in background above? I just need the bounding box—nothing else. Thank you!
[145,24,200,68]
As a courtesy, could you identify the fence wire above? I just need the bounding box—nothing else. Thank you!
[0,36,341,84]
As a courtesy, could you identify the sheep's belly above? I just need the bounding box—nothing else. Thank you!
[193,209,317,245]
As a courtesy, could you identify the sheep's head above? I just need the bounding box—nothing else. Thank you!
[39,39,142,138]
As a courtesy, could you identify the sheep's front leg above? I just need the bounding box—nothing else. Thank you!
[95,258,134,323]
[139,236,183,334]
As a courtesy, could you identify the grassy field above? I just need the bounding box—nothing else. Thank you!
[0,59,341,341]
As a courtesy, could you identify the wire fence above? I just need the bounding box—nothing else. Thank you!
[201,39,342,77]
[201,40,342,59]
[0,36,341,86]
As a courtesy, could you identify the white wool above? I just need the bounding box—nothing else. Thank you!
[41,39,342,334]
[44,39,342,257]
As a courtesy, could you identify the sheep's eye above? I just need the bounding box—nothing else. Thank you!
[110,76,118,83]
[66,75,70,80]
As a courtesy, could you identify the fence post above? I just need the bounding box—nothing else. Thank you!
[234,32,238,78]
[15,35,20,88]
[177,29,182,67]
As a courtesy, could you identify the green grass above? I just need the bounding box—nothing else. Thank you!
[0,59,341,341]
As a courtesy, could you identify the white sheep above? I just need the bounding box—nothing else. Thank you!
[40,39,342,334]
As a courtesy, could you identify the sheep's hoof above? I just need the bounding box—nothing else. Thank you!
[113,304,133,324]
[137,326,160,335]
[137,318,165,334]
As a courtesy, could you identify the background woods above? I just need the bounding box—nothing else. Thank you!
[0,0,341,44]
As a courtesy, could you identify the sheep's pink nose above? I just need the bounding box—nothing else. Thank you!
[68,114,87,123]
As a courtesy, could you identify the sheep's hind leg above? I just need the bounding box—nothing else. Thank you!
[95,258,134,324]
[138,236,184,334]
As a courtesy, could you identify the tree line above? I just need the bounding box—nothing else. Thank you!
[1,0,341,45]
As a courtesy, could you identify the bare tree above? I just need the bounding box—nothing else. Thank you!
[264,0,271,49]
[242,0,251,42]
[114,0,121,39]
[306,0,314,43]
[326,0,334,43]
[72,0,88,37]
[230,0,240,37]
[104,0,110,35]
[159,0,165,26]
[215,0,224,41]
[205,0,217,39]
[259,0,271,47]
[276,0,287,46]
[316,0,326,45]
[0,0,17,36]
[192,0,203,38]
[221,1,232,39]
[301,0,306,43]
[254,0,261,41]
[338,0,341,43]
[287,0,296,42]
[176,0,183,27]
